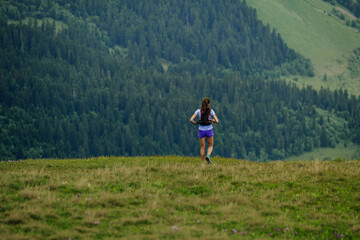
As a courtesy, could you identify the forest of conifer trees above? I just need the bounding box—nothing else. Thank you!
[0,0,359,160]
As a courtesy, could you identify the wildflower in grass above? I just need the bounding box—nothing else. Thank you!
[241,231,245,235]
[284,227,290,231]
[335,233,345,238]
[232,229,238,234]
[94,221,100,225]
[172,226,179,231]
[268,233,272,236]
[196,220,200,223]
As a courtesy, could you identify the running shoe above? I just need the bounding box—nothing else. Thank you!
[206,155,211,164]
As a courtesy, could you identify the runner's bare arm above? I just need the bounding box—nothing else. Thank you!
[212,114,219,124]
[190,113,198,125]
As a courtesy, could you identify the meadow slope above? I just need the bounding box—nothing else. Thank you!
[247,0,360,95]
[1,156,359,239]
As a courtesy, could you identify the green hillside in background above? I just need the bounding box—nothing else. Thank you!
[247,0,360,95]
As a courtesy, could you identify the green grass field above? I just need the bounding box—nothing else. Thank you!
[247,0,360,95]
[1,156,359,239]
[286,143,360,161]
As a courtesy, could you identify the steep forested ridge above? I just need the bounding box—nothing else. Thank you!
[0,0,314,76]
[106,0,314,76]
[0,0,359,160]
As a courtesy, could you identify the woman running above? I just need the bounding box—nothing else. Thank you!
[190,97,219,165]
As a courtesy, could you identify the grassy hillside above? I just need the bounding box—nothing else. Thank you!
[1,157,359,239]
[286,142,360,161]
[247,0,360,95]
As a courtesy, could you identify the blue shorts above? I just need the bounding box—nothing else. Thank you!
[198,129,214,139]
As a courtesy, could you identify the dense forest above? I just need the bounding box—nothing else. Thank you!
[0,0,315,77]
[0,0,359,160]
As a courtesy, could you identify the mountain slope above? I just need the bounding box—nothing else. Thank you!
[0,0,359,160]
[0,0,314,77]
[247,0,360,95]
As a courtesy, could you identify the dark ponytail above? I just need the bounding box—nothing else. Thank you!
[201,97,210,115]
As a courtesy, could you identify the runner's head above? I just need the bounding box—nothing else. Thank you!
[201,97,210,114]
